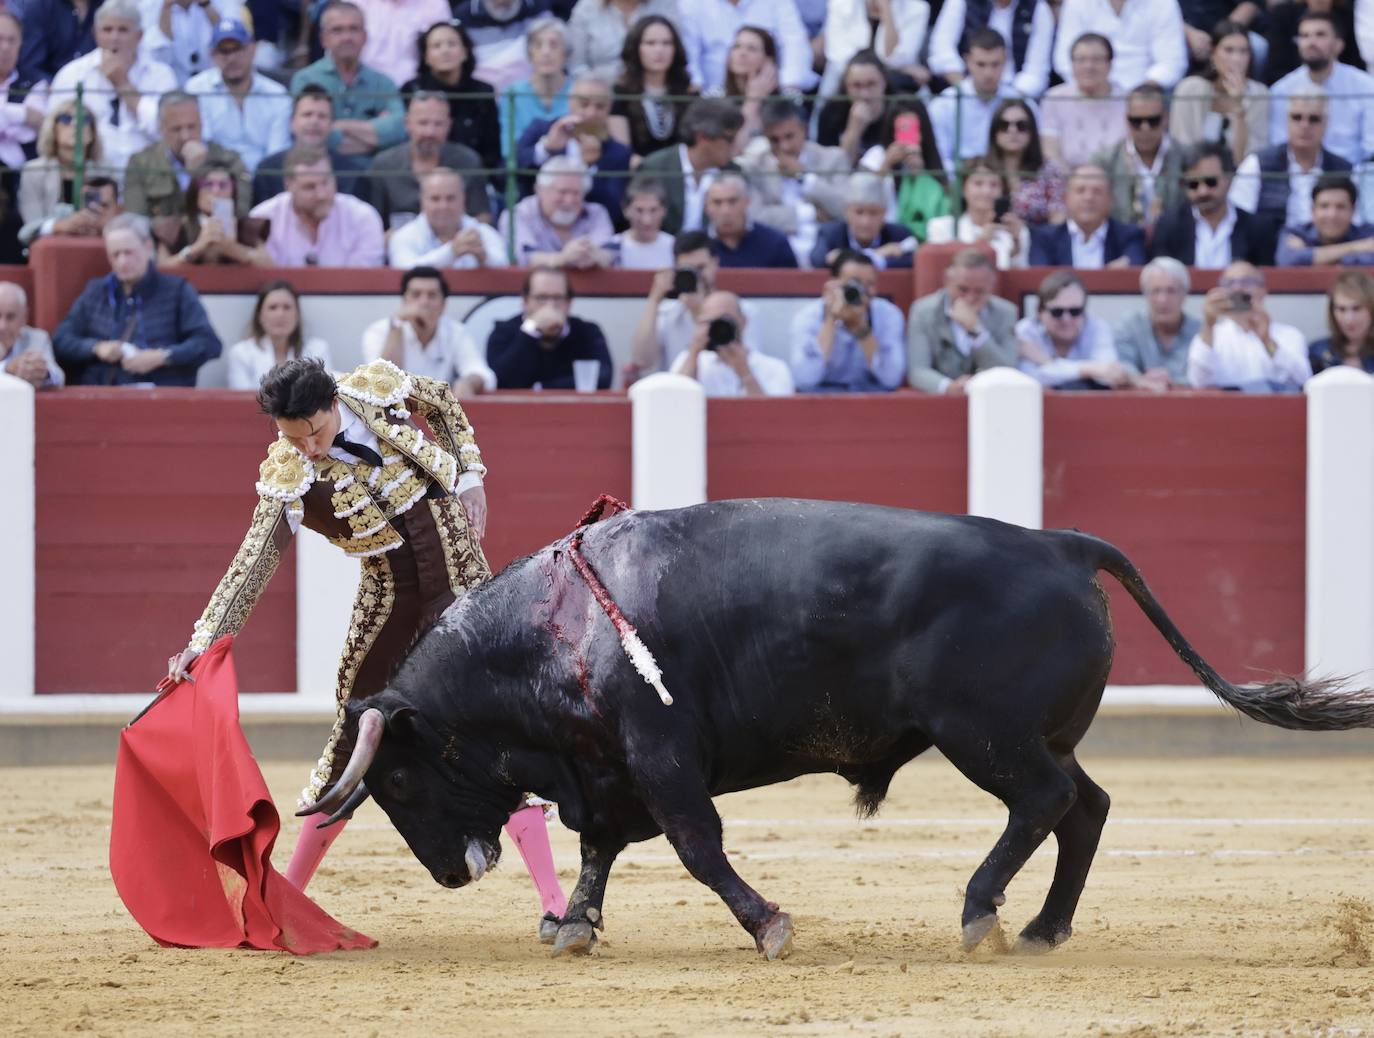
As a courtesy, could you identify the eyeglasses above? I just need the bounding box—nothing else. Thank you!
[1184,176,1220,190]
[1289,112,1324,124]
[1219,276,1263,290]
[996,119,1030,132]
[1046,306,1085,319]
[1127,115,1163,129]
[528,293,568,304]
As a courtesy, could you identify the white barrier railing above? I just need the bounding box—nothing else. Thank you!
[0,374,35,701]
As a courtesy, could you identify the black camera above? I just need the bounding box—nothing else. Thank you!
[705,315,738,350]
[841,278,867,306]
[668,267,699,298]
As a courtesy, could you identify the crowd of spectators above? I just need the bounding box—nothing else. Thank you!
[4,0,1374,397]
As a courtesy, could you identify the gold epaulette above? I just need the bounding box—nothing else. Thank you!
[336,358,413,412]
[255,437,315,503]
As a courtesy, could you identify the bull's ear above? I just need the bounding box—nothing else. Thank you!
[383,705,419,738]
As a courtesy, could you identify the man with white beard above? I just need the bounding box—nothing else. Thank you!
[497,154,616,267]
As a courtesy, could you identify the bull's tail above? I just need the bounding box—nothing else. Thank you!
[1061,531,1374,732]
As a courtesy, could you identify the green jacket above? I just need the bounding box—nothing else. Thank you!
[1095,138,1185,227]
[124,141,252,219]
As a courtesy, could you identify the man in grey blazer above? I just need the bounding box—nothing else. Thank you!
[906,248,1018,393]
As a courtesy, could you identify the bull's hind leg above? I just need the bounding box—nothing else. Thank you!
[939,742,1079,952]
[1016,756,1110,954]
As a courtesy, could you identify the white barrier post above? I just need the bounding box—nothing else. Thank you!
[629,372,707,510]
[966,367,1043,529]
[295,528,361,707]
[0,373,35,700]
[1304,366,1374,683]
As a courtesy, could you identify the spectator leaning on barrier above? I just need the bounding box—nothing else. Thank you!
[19,0,96,83]
[811,171,916,269]
[1268,10,1374,166]
[612,177,674,268]
[905,246,1018,394]
[1052,0,1187,92]
[705,170,797,267]
[1151,140,1275,267]
[362,264,496,398]
[54,212,222,386]
[400,19,502,174]
[630,228,719,374]
[1111,257,1200,389]
[738,97,850,267]
[1094,83,1184,229]
[49,0,179,172]
[856,99,949,241]
[636,97,744,235]
[568,0,680,84]
[926,0,1055,99]
[928,28,1020,169]
[926,156,1028,268]
[677,0,813,95]
[1230,84,1351,235]
[0,12,44,170]
[1275,174,1374,266]
[253,85,369,202]
[17,100,116,243]
[670,288,795,396]
[518,72,632,216]
[1039,32,1126,169]
[250,144,386,265]
[1309,269,1374,374]
[500,154,616,267]
[124,91,251,219]
[387,167,508,268]
[1188,261,1312,391]
[225,280,333,391]
[142,0,238,85]
[1170,20,1271,166]
[154,160,271,267]
[366,91,491,229]
[290,1,405,158]
[186,17,292,174]
[1016,271,1136,390]
[0,282,63,388]
[789,249,906,392]
[1028,164,1146,267]
[487,266,614,390]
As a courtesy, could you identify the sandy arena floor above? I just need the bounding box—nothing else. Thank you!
[4,754,1374,1037]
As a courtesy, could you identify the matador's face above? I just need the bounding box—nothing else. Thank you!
[276,402,341,463]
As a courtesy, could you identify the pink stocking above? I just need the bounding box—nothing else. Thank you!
[504,805,568,918]
[285,813,348,892]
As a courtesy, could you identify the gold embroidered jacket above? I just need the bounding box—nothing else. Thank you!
[187,359,486,653]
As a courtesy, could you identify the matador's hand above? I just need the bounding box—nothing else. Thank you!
[460,484,487,540]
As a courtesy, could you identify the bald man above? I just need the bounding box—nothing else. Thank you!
[1187,262,1312,390]
[0,283,63,387]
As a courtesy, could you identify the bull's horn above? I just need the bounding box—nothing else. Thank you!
[295,707,385,817]
[464,839,488,882]
[315,781,371,829]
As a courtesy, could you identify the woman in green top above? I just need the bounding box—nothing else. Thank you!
[858,99,949,241]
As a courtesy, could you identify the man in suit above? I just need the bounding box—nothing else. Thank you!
[906,247,1018,393]
[1094,83,1184,230]
[636,98,743,235]
[1028,165,1146,267]
[124,91,251,219]
[516,73,633,220]
[1151,141,1274,267]
[810,172,917,269]
[738,98,851,266]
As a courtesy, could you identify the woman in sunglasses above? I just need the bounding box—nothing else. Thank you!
[985,98,1065,225]
[1015,270,1137,389]
[17,100,114,244]
[1171,19,1270,166]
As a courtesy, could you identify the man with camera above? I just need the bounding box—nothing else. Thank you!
[629,230,720,376]
[790,250,905,392]
[670,290,794,397]
[1186,261,1311,391]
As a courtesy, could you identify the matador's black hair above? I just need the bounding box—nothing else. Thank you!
[257,357,337,420]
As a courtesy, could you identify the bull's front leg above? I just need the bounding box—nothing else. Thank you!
[552,833,625,957]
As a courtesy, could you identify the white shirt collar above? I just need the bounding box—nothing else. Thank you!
[1068,220,1108,247]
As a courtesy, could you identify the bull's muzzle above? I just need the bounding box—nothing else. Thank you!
[464,839,488,882]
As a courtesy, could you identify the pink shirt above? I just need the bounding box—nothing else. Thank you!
[250,191,386,267]
[353,0,452,87]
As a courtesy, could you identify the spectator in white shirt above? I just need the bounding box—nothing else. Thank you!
[677,0,815,94]
[1016,270,1137,389]
[186,18,291,172]
[1052,0,1187,92]
[138,0,238,84]
[927,0,1055,98]
[50,0,179,173]
[226,279,333,390]
[361,265,496,397]
[630,229,720,375]
[0,12,44,170]
[928,28,1018,168]
[1268,10,1374,167]
[822,0,931,95]
[671,288,794,396]
[1188,261,1312,391]
[613,178,676,268]
[387,167,508,269]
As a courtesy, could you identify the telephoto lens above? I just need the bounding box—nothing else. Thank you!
[670,267,698,297]
[706,315,738,350]
[842,279,866,306]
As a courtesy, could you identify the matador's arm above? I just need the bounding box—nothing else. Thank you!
[405,372,487,480]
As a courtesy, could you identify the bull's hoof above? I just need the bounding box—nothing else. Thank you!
[961,912,1003,952]
[1014,916,1071,955]
[756,911,794,961]
[551,920,598,957]
[538,912,562,945]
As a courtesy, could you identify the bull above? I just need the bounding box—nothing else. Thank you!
[302,499,1374,960]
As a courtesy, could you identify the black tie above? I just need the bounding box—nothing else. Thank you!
[332,432,384,468]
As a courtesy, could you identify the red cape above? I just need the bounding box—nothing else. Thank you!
[110,636,376,954]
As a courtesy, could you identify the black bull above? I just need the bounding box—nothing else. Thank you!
[306,499,1374,959]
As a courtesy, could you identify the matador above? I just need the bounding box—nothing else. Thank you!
[165,357,567,934]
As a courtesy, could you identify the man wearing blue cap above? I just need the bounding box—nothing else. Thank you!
[143,0,240,84]
[187,18,292,172]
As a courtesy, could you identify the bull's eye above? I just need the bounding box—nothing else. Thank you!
[388,768,411,800]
